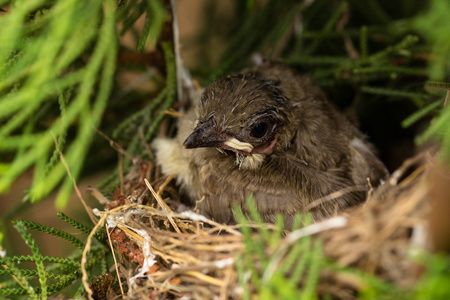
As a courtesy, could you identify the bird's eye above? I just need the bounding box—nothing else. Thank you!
[250,122,269,139]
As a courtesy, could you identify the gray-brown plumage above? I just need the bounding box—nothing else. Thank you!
[155,62,388,228]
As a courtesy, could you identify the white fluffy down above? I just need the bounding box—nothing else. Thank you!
[153,138,195,188]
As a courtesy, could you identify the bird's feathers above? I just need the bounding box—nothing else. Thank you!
[155,62,388,226]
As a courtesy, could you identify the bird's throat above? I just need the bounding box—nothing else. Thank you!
[237,153,265,170]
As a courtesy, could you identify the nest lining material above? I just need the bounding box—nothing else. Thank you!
[82,148,439,299]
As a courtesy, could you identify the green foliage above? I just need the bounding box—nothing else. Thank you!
[0,0,117,207]
[0,215,109,298]
[415,90,450,158]
[234,198,323,300]
[14,221,48,298]
[234,198,450,300]
[1,0,448,211]
[110,41,177,178]
[413,1,450,81]
[57,212,108,245]
[410,0,450,160]
[139,0,168,52]
[0,0,172,209]
[414,253,450,300]
[12,220,85,250]
[2,0,450,298]
[197,0,449,160]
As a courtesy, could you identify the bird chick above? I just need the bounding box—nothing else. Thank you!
[154,62,388,227]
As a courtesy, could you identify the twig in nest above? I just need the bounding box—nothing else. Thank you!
[82,211,108,300]
[118,152,124,196]
[373,186,428,244]
[305,185,368,211]
[220,266,234,300]
[286,216,348,245]
[86,187,111,206]
[179,211,241,236]
[151,258,234,282]
[144,178,181,233]
[398,164,425,188]
[185,271,225,286]
[388,150,429,186]
[106,225,125,297]
[164,108,187,117]
[157,174,175,196]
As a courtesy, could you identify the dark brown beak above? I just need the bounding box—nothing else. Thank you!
[183,119,228,149]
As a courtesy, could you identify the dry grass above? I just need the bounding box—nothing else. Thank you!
[80,147,443,299]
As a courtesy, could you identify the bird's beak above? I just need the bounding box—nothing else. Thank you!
[183,120,229,149]
[183,120,254,153]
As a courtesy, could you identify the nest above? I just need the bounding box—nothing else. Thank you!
[81,147,444,299]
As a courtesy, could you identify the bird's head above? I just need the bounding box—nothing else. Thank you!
[183,74,295,169]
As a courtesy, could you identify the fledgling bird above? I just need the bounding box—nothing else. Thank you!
[154,62,388,228]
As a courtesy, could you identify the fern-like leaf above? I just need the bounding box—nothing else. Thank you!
[12,220,85,250]
[14,220,47,298]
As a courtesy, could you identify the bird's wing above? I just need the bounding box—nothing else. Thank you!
[348,137,388,186]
